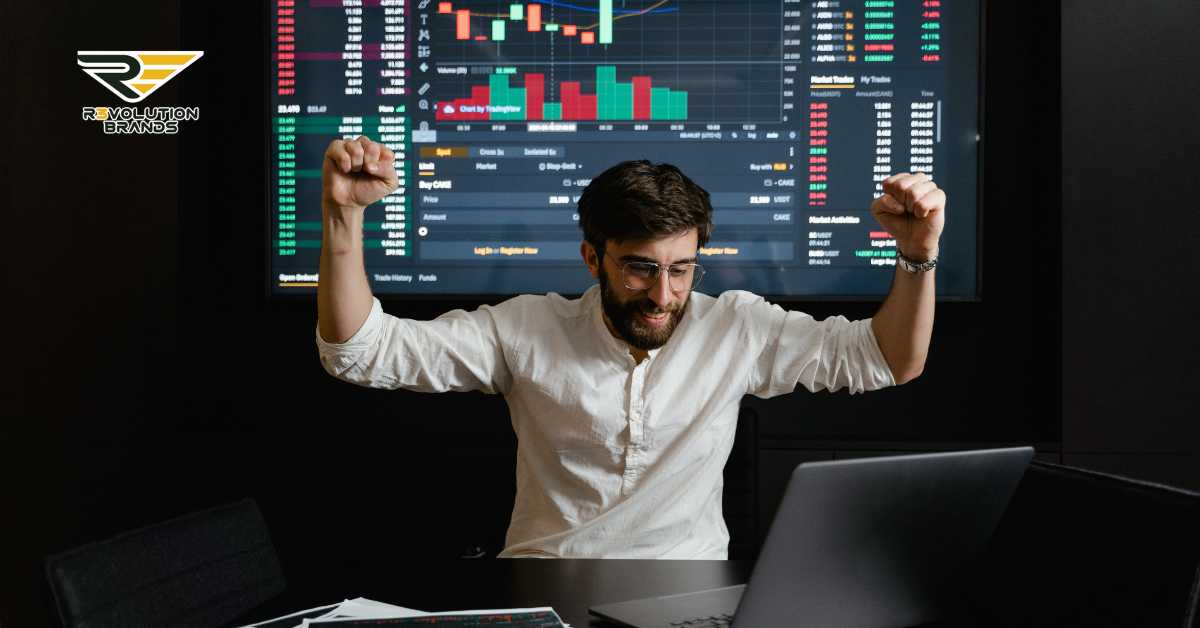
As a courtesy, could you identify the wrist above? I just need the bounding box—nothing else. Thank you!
[898,245,938,263]
[322,200,366,219]
[321,204,365,256]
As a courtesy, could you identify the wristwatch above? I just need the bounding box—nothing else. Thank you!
[896,249,938,273]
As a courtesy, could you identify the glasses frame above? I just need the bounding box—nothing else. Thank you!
[603,251,706,294]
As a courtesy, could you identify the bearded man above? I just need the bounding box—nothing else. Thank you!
[315,136,944,559]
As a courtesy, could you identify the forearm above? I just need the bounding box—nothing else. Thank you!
[870,257,936,384]
[317,206,374,343]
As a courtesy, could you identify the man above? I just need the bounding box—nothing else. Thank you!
[316,136,943,559]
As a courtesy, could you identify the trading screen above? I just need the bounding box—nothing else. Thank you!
[270,0,979,298]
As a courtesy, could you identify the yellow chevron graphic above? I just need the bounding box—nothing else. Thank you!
[77,50,203,103]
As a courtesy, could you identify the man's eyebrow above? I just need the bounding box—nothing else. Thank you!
[618,254,698,265]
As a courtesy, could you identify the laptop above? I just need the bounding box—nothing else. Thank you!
[588,446,1034,628]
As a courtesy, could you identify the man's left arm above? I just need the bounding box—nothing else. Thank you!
[868,172,945,385]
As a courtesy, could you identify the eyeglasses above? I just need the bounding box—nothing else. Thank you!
[605,252,706,293]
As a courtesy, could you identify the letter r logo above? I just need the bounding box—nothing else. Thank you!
[78,51,203,103]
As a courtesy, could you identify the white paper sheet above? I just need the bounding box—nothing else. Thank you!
[302,605,567,627]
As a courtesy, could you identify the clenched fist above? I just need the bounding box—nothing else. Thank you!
[322,135,399,213]
[870,172,946,262]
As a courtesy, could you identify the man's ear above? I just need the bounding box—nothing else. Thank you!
[581,241,600,279]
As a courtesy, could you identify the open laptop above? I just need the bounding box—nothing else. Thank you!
[588,446,1034,628]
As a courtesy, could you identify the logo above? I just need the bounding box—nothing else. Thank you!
[77,51,203,103]
[78,50,203,134]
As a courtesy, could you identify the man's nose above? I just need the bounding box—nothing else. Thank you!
[648,269,674,309]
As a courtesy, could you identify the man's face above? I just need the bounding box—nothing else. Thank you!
[582,229,699,352]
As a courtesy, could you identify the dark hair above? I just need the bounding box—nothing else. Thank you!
[577,160,714,255]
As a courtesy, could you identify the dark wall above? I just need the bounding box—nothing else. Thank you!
[2,1,1196,626]
[1059,0,1200,488]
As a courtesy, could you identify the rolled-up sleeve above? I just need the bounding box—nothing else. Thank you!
[742,295,895,397]
[315,296,512,394]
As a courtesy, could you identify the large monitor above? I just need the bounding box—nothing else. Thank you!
[269,0,980,299]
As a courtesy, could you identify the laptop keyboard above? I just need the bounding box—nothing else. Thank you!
[670,613,735,627]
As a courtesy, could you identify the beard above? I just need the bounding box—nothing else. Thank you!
[598,268,688,351]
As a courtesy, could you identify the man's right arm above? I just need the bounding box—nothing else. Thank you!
[317,207,373,343]
[313,136,513,395]
[317,135,398,343]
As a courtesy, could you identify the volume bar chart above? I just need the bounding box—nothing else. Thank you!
[435,66,687,121]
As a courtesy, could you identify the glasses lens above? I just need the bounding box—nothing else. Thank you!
[623,262,658,290]
[666,264,694,292]
[681,264,705,291]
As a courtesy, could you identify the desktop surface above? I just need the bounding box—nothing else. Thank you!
[234,559,985,627]
[236,559,749,627]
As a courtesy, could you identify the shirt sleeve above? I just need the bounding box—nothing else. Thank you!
[741,294,896,397]
[315,296,513,395]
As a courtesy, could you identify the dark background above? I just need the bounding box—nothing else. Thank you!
[2,1,1197,626]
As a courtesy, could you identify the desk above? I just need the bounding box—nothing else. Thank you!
[236,559,753,627]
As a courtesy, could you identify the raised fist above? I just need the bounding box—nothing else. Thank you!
[869,172,946,261]
[321,135,399,213]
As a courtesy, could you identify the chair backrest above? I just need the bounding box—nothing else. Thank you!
[45,498,285,628]
[962,461,1200,628]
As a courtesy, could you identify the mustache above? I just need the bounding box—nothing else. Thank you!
[629,299,680,316]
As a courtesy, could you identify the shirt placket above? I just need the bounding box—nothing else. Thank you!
[621,357,650,495]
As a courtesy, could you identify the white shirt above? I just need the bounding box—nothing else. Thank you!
[315,285,895,559]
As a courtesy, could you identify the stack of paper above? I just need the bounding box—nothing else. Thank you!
[239,597,571,627]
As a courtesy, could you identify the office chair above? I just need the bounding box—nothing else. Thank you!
[962,460,1200,628]
[45,498,285,628]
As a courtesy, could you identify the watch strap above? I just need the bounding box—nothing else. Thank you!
[896,250,938,273]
